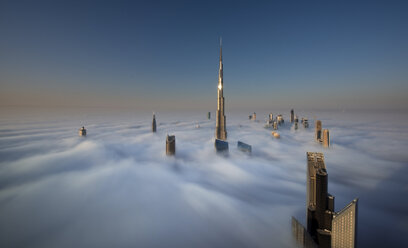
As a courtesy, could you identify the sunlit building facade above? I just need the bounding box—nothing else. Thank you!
[332,199,358,248]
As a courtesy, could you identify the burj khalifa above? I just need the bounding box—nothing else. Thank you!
[215,39,227,140]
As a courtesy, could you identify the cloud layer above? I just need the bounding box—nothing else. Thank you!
[0,108,407,247]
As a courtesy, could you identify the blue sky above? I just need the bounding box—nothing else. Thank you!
[1,0,407,110]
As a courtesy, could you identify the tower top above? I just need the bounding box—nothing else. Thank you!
[219,37,222,62]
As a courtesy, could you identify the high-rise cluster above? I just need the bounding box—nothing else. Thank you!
[292,152,358,248]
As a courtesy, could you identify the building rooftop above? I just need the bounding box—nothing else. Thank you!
[307,152,326,176]
[333,198,359,218]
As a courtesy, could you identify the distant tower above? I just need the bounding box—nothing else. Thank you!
[294,115,299,130]
[315,120,322,142]
[152,113,157,132]
[303,118,309,128]
[78,126,86,136]
[208,112,211,120]
[273,121,278,130]
[290,109,295,123]
[269,113,273,122]
[166,135,175,155]
[322,129,330,147]
[215,38,227,140]
[277,115,284,125]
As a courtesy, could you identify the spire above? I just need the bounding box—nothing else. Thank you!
[219,37,222,62]
[218,37,223,90]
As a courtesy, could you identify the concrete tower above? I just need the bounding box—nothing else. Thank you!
[215,38,227,140]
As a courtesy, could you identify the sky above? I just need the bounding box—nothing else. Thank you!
[0,0,408,110]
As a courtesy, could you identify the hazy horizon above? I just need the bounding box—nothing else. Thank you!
[1,0,408,110]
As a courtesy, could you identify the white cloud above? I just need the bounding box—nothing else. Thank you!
[0,109,407,247]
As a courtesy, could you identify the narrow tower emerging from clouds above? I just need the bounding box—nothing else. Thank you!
[152,113,156,133]
[215,39,227,140]
[290,109,295,123]
[315,120,322,142]
[322,129,330,147]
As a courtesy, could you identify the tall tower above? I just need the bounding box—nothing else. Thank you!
[292,152,358,248]
[323,129,330,147]
[152,113,156,133]
[215,38,227,140]
[290,109,295,123]
[315,120,322,142]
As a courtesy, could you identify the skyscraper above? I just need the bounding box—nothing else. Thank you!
[78,126,87,136]
[166,135,175,155]
[302,152,358,248]
[307,152,326,209]
[152,113,157,133]
[315,120,322,142]
[269,113,273,122]
[215,39,227,140]
[304,118,309,128]
[252,112,256,121]
[322,129,330,147]
[291,109,295,123]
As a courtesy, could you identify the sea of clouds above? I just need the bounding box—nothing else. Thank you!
[0,107,407,247]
